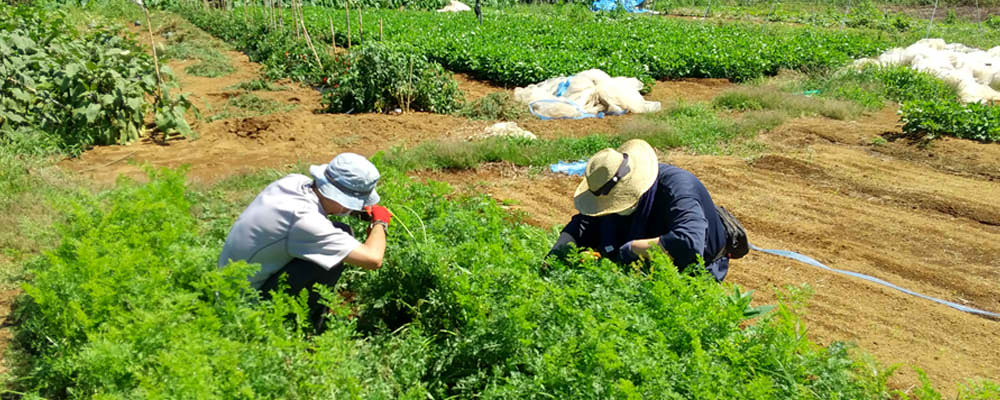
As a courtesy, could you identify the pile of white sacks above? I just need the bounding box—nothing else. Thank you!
[854,38,1000,103]
[514,69,662,119]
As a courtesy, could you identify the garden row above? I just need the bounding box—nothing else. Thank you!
[171,3,999,143]
[0,5,193,154]
[10,163,913,399]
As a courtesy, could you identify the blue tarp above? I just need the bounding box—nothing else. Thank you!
[591,0,651,13]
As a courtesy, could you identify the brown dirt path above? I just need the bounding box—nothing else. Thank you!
[412,108,1000,397]
[61,31,731,184]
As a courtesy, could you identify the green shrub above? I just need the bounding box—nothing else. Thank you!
[459,92,527,120]
[900,100,1000,143]
[0,5,193,154]
[321,42,462,114]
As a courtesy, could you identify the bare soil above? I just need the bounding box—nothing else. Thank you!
[55,26,1000,397]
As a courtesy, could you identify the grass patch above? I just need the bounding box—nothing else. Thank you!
[0,136,79,290]
[224,78,290,92]
[154,15,236,78]
[385,103,777,171]
[796,65,959,109]
[458,92,527,121]
[208,93,296,121]
[713,85,864,120]
[184,57,237,78]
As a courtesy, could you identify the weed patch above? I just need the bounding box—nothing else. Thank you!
[224,78,289,92]
[459,92,527,121]
[713,85,863,120]
[208,93,295,121]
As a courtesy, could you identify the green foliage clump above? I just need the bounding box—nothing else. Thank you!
[0,5,194,154]
[176,7,462,114]
[11,167,431,398]
[900,100,1000,143]
[322,42,462,114]
[8,164,903,398]
[803,65,958,109]
[459,92,527,120]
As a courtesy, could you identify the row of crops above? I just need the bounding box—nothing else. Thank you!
[10,163,903,398]
[173,3,999,142]
[178,4,892,86]
[0,5,193,154]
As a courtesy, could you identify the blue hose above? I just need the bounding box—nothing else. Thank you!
[749,244,1000,319]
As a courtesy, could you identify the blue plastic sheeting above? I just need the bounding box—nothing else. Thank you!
[750,243,1000,320]
[550,160,588,176]
[591,0,651,13]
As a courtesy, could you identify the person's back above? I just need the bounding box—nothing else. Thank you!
[548,139,730,280]
[218,174,358,289]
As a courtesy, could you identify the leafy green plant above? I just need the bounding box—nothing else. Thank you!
[0,5,193,154]
[321,42,462,114]
[900,100,1000,143]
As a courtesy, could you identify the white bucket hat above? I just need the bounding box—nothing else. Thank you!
[573,139,658,216]
[309,153,380,211]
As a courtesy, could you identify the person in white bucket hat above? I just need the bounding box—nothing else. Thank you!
[219,153,392,328]
[548,139,731,281]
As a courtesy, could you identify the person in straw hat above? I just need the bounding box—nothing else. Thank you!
[219,153,393,328]
[548,139,730,281]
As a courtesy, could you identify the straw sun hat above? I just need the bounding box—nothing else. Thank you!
[573,139,659,216]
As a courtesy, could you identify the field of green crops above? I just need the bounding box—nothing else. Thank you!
[3,1,1000,398]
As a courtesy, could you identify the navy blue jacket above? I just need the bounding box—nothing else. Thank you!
[550,164,729,281]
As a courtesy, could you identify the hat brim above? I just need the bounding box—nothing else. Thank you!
[573,140,658,216]
[310,164,380,211]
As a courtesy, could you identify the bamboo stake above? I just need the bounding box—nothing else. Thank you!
[300,9,323,68]
[379,18,383,41]
[141,5,163,105]
[345,3,351,48]
[329,16,336,50]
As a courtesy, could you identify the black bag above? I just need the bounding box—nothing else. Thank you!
[715,205,749,259]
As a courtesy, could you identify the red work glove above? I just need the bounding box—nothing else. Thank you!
[365,205,393,227]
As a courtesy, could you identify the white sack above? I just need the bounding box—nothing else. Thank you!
[514,68,661,119]
[436,0,470,12]
[469,122,537,141]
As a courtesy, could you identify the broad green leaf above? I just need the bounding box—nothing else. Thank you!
[84,103,101,123]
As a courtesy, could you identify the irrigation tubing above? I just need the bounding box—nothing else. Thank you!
[749,244,1000,320]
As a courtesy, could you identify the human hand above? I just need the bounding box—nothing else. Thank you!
[367,205,392,226]
[617,241,640,264]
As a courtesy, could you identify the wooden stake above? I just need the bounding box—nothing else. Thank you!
[358,7,363,42]
[141,5,163,104]
[299,5,323,68]
[379,18,383,41]
[345,3,351,48]
[329,16,336,50]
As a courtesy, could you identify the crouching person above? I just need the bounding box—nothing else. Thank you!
[218,153,392,328]
[548,139,730,281]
